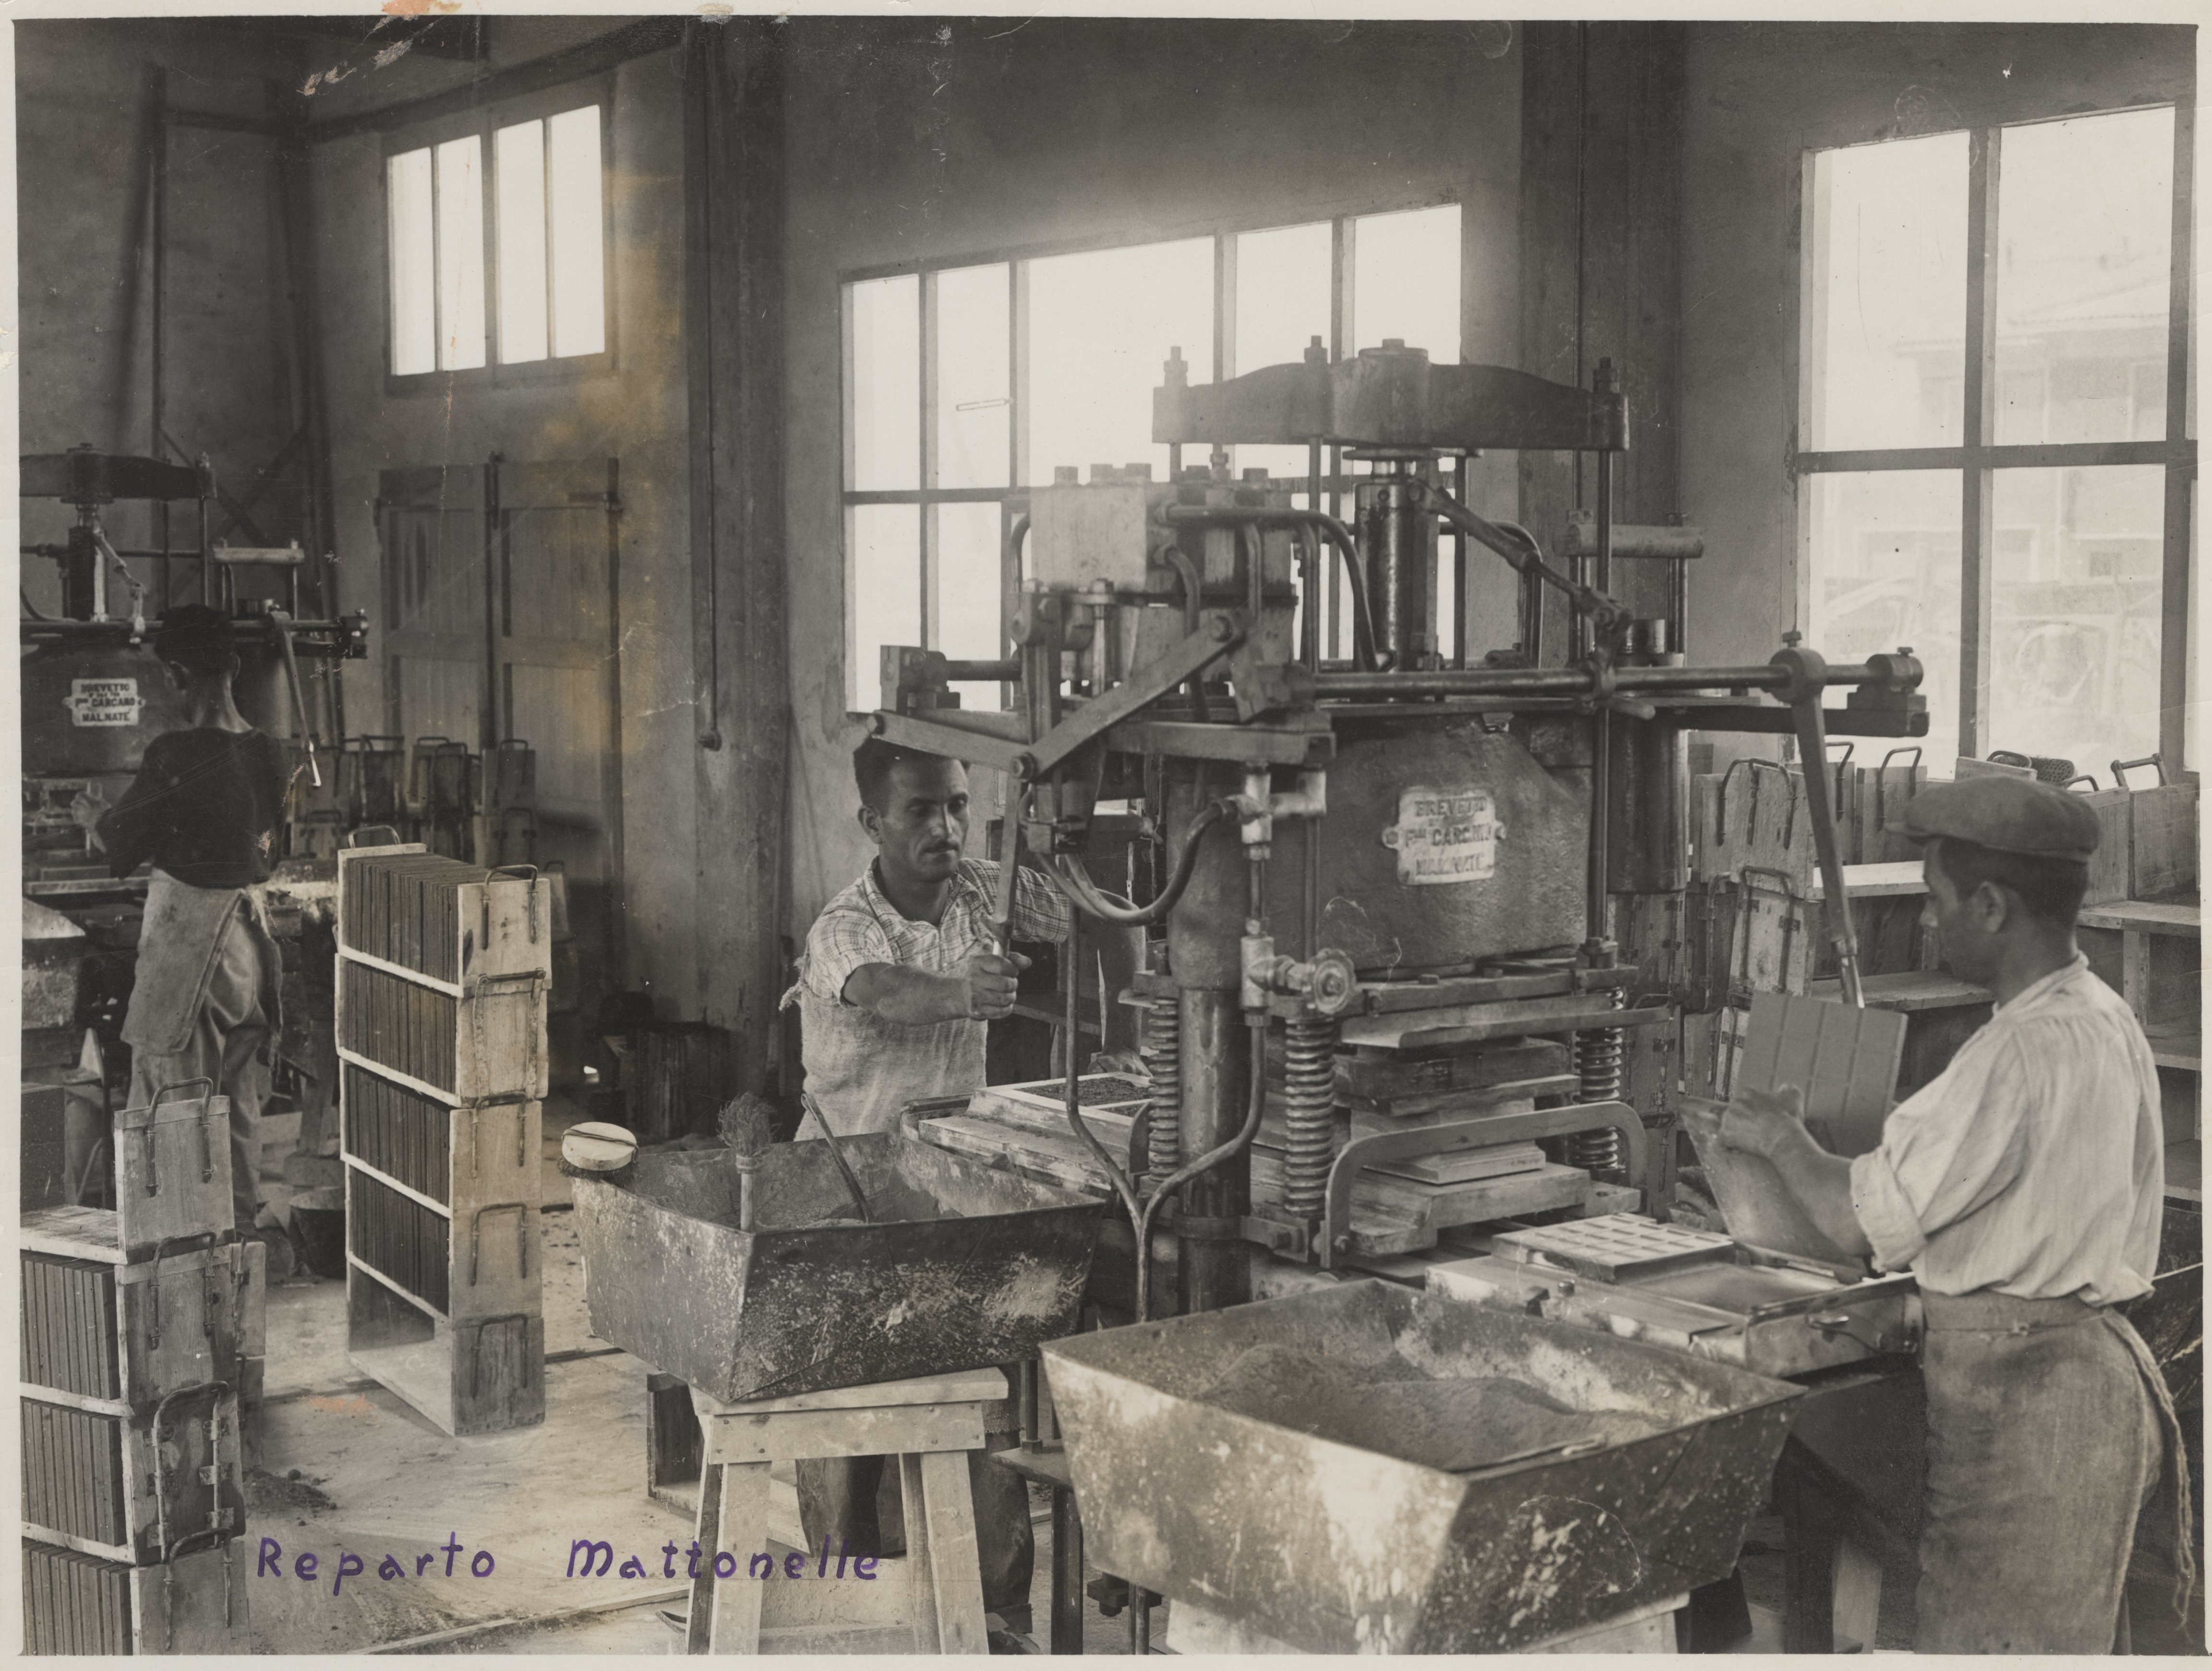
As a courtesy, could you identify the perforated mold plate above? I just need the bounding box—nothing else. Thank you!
[1492,1213,1735,1281]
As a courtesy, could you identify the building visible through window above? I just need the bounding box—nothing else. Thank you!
[841,204,1462,711]
[1800,106,2188,777]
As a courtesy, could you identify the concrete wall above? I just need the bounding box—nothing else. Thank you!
[777,16,1526,932]
[16,21,305,594]
[1679,23,2191,678]
[308,45,700,1011]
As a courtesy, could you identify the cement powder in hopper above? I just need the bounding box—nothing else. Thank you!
[1196,1344,1661,1473]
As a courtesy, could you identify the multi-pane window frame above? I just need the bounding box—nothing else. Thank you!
[381,76,618,398]
[839,194,1469,717]
[1792,99,2196,767]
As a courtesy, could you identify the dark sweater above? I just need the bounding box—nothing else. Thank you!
[98,727,293,889]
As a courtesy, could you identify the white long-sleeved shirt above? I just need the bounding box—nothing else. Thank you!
[1848,952,2164,1307]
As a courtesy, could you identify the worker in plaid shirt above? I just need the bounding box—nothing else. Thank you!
[788,737,1071,1139]
[780,735,1071,1644]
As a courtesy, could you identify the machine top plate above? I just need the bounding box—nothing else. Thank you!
[1494,1213,1737,1281]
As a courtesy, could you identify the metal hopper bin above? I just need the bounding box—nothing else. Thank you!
[1045,1279,1802,1653]
[574,1130,1103,1403]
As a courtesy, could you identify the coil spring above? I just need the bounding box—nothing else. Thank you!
[1143,1001,1182,1177]
[1281,1016,1341,1221]
[1569,990,1628,1175]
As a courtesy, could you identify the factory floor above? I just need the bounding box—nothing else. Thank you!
[249,1100,2196,1658]
[243,1095,1159,1655]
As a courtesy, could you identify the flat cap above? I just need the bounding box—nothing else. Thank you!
[1898,774,2101,861]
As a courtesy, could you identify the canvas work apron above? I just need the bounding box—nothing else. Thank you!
[1915,1289,2193,1654]
[123,870,284,1232]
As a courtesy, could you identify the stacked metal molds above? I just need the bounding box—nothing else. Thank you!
[335,843,550,1436]
[20,1123,263,1654]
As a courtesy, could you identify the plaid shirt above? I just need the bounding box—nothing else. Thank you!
[787,858,1071,1135]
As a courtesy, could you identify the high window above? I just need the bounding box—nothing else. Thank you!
[387,102,608,381]
[1799,105,2194,775]
[841,204,1463,711]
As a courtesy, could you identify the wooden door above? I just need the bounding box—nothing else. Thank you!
[492,460,623,890]
[376,465,489,751]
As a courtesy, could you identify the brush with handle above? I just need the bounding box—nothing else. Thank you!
[717,1092,779,1232]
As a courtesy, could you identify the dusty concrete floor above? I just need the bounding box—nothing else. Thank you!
[246,1097,1169,1654]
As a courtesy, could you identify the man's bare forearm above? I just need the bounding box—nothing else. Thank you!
[844,964,970,1025]
[1761,1124,1874,1256]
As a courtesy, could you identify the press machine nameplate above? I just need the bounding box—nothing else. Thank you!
[1380,785,1504,884]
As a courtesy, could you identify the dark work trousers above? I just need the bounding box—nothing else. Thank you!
[795,1368,1033,1631]
[1914,1291,2185,1654]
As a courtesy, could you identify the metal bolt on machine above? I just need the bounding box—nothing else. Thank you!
[879,340,1928,1316]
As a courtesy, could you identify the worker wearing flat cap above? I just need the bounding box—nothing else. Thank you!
[1692,774,2189,1651]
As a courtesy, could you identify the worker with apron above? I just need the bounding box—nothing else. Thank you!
[778,736,1075,1647]
[80,605,297,1267]
[1691,774,2191,1652]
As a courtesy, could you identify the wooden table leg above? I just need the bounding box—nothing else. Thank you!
[905,1449,988,1654]
[707,1460,774,1653]
[686,1464,722,1655]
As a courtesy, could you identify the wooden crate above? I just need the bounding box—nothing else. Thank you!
[335,957,549,1105]
[21,1386,244,1567]
[20,1236,257,1410]
[110,1090,234,1253]
[345,1275,545,1438]
[335,859,547,1439]
[339,1063,544,1436]
[2078,787,2134,907]
[334,843,554,987]
[1853,750,1928,865]
[2128,780,2197,901]
[23,1533,252,1655]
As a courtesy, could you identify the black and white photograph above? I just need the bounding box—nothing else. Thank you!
[8,3,2204,1658]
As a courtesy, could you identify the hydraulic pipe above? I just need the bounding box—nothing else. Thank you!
[1050,800,1232,928]
[939,658,1020,683]
[1309,660,1902,700]
[1161,505,1387,672]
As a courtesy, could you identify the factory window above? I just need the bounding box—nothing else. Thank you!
[387,100,609,383]
[841,202,1462,711]
[1799,104,2194,775]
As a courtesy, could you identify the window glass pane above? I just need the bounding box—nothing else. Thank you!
[934,265,1010,490]
[935,503,1005,704]
[434,136,486,371]
[1806,471,1963,763]
[1026,238,1213,487]
[1236,220,1333,480]
[849,505,921,711]
[1806,133,1967,450]
[1989,466,2163,775]
[1995,108,2172,446]
[1353,204,1460,363]
[546,106,606,358]
[494,121,548,365]
[387,148,436,376]
[849,275,920,492]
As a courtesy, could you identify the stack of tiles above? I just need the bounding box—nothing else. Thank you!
[334,843,550,1437]
[20,1113,264,1654]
